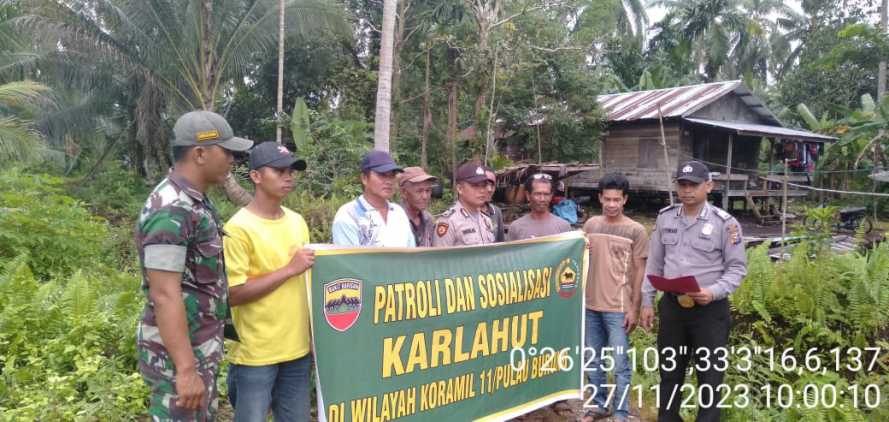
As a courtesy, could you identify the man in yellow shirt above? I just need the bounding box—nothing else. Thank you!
[223,142,315,421]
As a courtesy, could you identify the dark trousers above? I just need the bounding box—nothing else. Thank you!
[656,294,730,422]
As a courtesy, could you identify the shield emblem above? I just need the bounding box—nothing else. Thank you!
[554,258,579,298]
[323,278,363,332]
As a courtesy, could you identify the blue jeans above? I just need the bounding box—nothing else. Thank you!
[584,310,631,419]
[227,354,313,422]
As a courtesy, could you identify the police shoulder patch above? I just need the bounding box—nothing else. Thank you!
[436,222,449,237]
[713,207,732,221]
[659,204,679,215]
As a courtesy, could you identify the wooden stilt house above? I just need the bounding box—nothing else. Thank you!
[565,80,837,210]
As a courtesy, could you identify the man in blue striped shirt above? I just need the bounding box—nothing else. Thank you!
[331,150,416,248]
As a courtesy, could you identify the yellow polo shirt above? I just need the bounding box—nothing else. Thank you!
[223,207,311,365]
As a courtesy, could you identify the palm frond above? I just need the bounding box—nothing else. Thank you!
[0,116,47,163]
[0,80,50,110]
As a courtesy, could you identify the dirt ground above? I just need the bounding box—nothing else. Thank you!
[510,399,650,422]
[217,398,651,422]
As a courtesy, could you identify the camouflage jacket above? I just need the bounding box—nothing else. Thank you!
[135,172,228,377]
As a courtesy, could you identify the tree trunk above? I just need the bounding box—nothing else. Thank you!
[448,80,458,186]
[880,0,888,99]
[222,173,252,207]
[135,78,169,182]
[276,0,286,143]
[446,44,461,186]
[469,0,496,132]
[199,0,216,110]
[202,0,251,203]
[483,48,498,165]
[373,0,398,152]
[420,47,432,169]
[389,0,410,152]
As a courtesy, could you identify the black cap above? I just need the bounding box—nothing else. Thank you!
[361,150,403,173]
[675,160,710,183]
[455,162,489,183]
[249,142,307,171]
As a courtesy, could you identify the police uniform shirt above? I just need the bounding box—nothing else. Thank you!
[431,201,495,247]
[642,202,747,307]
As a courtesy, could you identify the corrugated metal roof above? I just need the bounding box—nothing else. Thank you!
[684,118,837,143]
[596,80,780,124]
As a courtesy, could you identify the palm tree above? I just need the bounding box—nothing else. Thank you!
[618,0,649,45]
[17,0,342,202]
[772,6,811,79]
[373,0,397,152]
[276,0,286,144]
[649,0,785,82]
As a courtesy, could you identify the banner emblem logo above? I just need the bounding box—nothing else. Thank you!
[323,278,363,332]
[554,258,579,298]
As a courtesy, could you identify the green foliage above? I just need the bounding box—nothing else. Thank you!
[70,162,151,221]
[0,170,110,278]
[723,241,889,420]
[0,258,147,420]
[0,80,52,164]
[290,97,312,148]
[299,110,371,198]
[0,170,147,419]
[282,190,350,244]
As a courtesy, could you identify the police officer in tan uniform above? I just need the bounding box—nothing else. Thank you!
[432,162,496,246]
[640,160,747,422]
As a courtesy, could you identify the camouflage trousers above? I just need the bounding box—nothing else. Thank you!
[141,363,219,422]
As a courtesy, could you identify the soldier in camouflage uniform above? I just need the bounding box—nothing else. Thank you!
[136,111,252,421]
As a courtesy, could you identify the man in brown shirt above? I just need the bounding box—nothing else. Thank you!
[398,167,439,247]
[581,173,649,422]
[507,173,571,240]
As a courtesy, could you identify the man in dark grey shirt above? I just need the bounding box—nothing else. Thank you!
[482,167,506,242]
[507,173,571,241]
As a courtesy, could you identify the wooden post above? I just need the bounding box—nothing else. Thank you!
[781,159,789,258]
[658,104,674,206]
[723,134,734,210]
[768,139,774,179]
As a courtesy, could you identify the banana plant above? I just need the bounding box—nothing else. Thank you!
[842,94,889,168]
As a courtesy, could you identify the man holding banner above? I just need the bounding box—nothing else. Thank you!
[223,142,315,421]
[506,173,571,241]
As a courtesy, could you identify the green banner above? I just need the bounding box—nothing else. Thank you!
[307,232,588,422]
